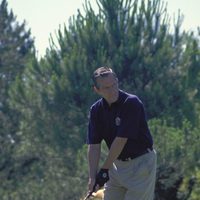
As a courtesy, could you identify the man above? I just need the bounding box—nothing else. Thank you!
[86,67,157,200]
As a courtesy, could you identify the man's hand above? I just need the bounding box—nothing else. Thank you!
[84,178,96,200]
[95,168,109,187]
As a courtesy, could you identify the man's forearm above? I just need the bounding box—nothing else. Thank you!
[88,144,101,179]
[102,137,127,169]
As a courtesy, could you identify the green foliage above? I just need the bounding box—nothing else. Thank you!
[149,119,200,199]
[0,0,34,140]
[0,141,81,200]
[0,0,34,98]
[8,54,88,198]
[190,169,200,200]
[149,119,200,172]
[0,1,35,199]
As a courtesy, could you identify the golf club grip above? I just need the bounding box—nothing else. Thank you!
[84,183,97,200]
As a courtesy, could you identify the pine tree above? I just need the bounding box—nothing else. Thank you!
[0,0,34,99]
[0,0,34,198]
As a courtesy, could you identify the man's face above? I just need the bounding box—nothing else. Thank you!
[94,73,119,105]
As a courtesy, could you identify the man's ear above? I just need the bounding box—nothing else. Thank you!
[93,86,100,94]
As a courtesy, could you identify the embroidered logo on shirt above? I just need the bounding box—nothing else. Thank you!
[115,117,121,126]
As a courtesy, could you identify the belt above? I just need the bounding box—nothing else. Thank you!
[117,147,153,161]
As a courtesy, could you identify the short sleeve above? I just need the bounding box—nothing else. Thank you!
[86,107,102,144]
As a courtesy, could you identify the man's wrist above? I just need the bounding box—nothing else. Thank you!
[95,168,109,187]
[99,168,109,173]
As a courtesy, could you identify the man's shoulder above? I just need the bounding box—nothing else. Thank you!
[119,91,144,113]
[90,98,103,111]
[121,90,141,104]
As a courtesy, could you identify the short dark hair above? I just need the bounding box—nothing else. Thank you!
[92,67,117,88]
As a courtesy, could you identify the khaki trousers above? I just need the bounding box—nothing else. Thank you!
[104,150,157,200]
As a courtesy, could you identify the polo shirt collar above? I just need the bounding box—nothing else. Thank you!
[101,90,124,109]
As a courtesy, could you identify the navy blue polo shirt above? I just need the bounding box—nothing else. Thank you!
[87,90,153,159]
